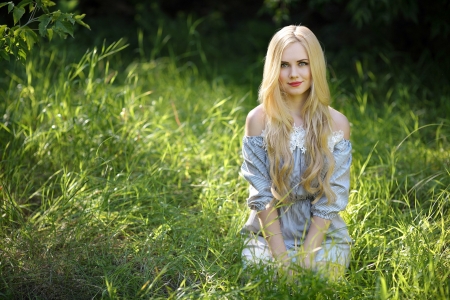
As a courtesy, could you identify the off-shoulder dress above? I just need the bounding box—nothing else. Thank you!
[241,125,353,268]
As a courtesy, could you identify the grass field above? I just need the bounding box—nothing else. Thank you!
[0,28,449,299]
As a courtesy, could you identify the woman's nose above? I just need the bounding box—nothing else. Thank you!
[290,67,299,78]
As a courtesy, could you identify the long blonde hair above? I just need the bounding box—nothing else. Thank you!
[259,25,336,204]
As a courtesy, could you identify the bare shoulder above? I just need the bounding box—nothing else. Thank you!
[245,105,266,136]
[329,107,350,139]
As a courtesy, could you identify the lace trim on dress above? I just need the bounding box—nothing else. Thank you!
[260,124,344,153]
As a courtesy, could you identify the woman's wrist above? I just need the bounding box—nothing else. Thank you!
[265,232,283,239]
[300,252,315,269]
[272,251,290,266]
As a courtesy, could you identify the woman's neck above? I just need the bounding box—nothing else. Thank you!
[286,95,307,126]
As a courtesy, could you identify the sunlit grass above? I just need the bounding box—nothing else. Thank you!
[0,32,449,299]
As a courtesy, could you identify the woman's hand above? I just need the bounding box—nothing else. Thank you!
[300,252,316,270]
[275,254,295,278]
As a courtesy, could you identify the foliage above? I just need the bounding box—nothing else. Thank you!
[262,0,450,69]
[0,0,89,62]
[263,0,450,35]
[261,0,299,24]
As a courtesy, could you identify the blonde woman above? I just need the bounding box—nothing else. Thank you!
[241,25,352,278]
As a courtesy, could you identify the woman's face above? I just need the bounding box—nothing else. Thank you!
[279,42,312,101]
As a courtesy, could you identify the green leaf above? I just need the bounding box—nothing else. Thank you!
[8,2,13,13]
[12,26,21,37]
[17,34,27,46]
[47,28,53,41]
[11,40,19,56]
[0,2,12,9]
[13,28,22,39]
[38,15,52,36]
[40,0,50,14]
[25,34,36,50]
[20,26,38,50]
[55,20,73,37]
[18,48,26,61]
[17,0,32,8]
[74,14,90,30]
[0,49,10,61]
[13,7,25,25]
[64,13,75,24]
[62,20,74,35]
[75,18,90,30]
[0,25,7,36]
[52,10,61,20]
[51,21,67,38]
[42,0,55,6]
[38,13,52,22]
[74,14,86,20]
[5,36,12,47]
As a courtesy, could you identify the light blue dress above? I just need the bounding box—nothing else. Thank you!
[241,125,352,267]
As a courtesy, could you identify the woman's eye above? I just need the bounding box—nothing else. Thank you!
[281,63,288,68]
[299,62,308,66]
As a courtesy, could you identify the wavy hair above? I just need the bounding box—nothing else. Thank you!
[259,25,336,204]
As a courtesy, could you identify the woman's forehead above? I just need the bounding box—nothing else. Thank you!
[281,42,308,61]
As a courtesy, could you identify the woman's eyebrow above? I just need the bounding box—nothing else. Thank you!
[280,59,309,63]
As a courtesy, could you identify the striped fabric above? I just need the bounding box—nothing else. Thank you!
[240,133,353,249]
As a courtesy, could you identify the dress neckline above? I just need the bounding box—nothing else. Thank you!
[258,124,345,153]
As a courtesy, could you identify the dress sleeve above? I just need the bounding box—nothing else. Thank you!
[240,136,274,211]
[311,139,352,220]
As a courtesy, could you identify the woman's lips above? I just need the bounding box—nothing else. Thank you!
[288,81,302,87]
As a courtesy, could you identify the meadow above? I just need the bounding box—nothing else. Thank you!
[0,20,449,299]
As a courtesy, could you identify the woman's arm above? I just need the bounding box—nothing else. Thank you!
[245,105,290,265]
[300,216,330,267]
[258,207,289,265]
[302,107,351,268]
[299,108,351,268]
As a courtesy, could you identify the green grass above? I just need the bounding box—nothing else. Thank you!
[0,28,449,299]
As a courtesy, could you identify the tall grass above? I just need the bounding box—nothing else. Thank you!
[0,22,449,299]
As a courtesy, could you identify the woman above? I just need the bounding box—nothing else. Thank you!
[241,25,352,278]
